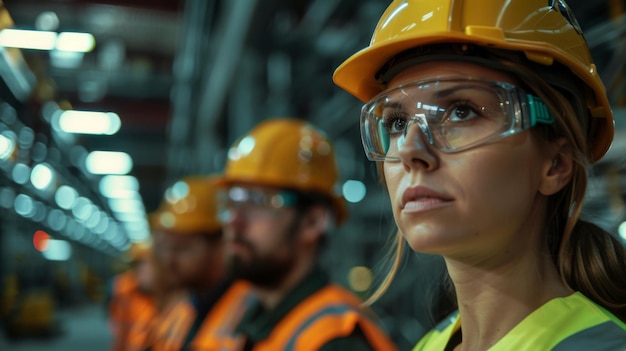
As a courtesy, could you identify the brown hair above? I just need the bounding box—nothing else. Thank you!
[530,76,626,322]
[366,53,626,322]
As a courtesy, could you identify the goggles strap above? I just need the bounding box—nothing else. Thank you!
[527,94,556,125]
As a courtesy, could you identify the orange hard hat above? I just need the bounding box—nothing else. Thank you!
[151,175,222,235]
[333,0,613,162]
[219,118,348,224]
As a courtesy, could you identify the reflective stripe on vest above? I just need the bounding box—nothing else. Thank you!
[189,280,253,350]
[110,272,157,351]
[150,296,196,351]
[254,284,397,351]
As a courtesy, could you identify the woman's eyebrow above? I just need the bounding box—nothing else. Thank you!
[382,101,404,110]
[434,85,476,99]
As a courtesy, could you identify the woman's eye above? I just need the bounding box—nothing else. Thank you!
[382,113,407,133]
[448,102,480,122]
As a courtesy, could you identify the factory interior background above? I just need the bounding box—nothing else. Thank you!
[0,0,624,350]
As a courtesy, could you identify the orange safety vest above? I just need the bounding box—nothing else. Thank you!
[228,284,397,351]
[109,271,158,351]
[151,280,253,351]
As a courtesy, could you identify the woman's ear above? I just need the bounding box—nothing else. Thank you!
[539,138,574,196]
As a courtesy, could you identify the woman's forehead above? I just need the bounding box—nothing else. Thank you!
[388,60,519,88]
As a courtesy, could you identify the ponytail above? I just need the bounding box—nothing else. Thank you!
[560,220,626,321]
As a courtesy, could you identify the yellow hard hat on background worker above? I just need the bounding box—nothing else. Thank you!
[152,175,222,235]
[218,118,348,224]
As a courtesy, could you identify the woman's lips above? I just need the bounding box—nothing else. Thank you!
[401,186,453,213]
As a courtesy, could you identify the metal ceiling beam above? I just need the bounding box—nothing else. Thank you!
[193,0,260,174]
[166,0,212,181]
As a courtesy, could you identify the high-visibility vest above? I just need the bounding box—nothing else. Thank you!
[109,271,157,351]
[414,292,626,350]
[151,280,253,351]
[229,284,398,351]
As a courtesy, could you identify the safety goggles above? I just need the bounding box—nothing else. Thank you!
[360,77,555,162]
[217,186,298,223]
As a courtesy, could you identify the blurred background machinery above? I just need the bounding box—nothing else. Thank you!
[0,0,624,349]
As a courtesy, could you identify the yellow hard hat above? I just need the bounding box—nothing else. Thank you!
[219,118,347,224]
[333,0,613,161]
[151,175,222,235]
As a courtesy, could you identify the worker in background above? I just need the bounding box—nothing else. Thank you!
[217,118,398,350]
[107,240,158,351]
[148,175,252,351]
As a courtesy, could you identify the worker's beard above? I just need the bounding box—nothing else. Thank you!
[226,223,298,290]
[227,247,295,289]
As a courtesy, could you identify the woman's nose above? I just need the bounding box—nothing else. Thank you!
[398,119,439,171]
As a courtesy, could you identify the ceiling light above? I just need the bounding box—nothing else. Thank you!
[56,32,95,52]
[99,175,139,197]
[30,163,55,191]
[53,110,121,135]
[0,29,56,50]
[85,151,133,175]
[55,185,78,210]
[41,239,72,261]
[0,29,95,52]
[0,131,16,160]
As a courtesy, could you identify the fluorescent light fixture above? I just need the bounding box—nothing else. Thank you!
[99,175,139,197]
[0,131,16,160]
[108,197,145,213]
[72,198,95,222]
[0,29,95,53]
[619,221,626,242]
[56,32,95,52]
[30,163,54,190]
[85,151,133,175]
[46,208,67,231]
[85,210,102,229]
[105,189,141,199]
[42,239,72,261]
[32,202,47,222]
[113,211,147,222]
[55,185,78,210]
[128,230,150,242]
[124,220,149,232]
[11,163,31,185]
[53,110,121,135]
[93,215,110,235]
[0,29,56,50]
[14,193,35,218]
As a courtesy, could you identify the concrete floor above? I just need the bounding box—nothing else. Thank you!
[0,303,113,351]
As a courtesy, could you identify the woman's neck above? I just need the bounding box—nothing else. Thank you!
[445,248,572,351]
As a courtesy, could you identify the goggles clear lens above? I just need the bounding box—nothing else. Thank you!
[360,77,554,162]
[217,186,298,223]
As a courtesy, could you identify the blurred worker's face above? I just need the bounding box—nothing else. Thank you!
[220,185,301,289]
[135,257,155,293]
[157,231,224,291]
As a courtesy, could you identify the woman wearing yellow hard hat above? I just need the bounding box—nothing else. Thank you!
[334,0,626,349]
